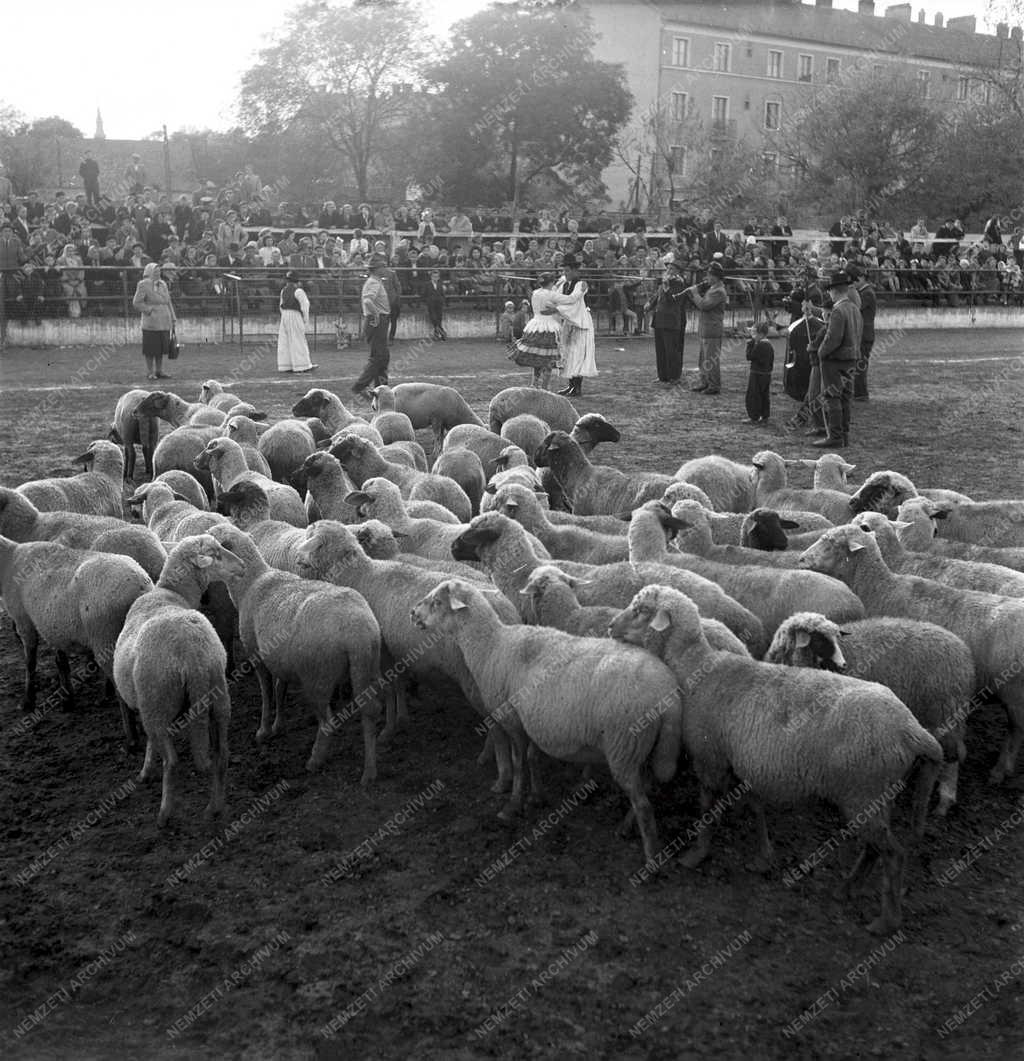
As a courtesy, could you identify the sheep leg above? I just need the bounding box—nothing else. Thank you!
[989,696,1024,784]
[156,732,179,828]
[379,677,409,743]
[525,743,546,805]
[188,705,212,774]
[54,650,75,711]
[935,760,961,818]
[306,697,334,773]
[142,443,155,478]
[17,622,39,711]
[429,417,445,459]
[359,712,378,786]
[138,738,158,783]
[834,842,878,902]
[498,727,528,821]
[119,699,143,754]
[744,795,776,873]
[868,832,905,936]
[254,661,276,742]
[490,726,513,794]
[477,727,496,766]
[204,687,230,823]
[272,678,288,735]
[123,444,135,482]
[911,758,941,837]
[622,777,660,864]
[680,785,719,869]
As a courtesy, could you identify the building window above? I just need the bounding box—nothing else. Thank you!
[826,58,840,84]
[713,42,731,72]
[764,101,781,131]
[671,37,689,67]
[712,96,729,125]
[798,54,813,82]
[917,69,930,98]
[671,91,688,121]
[767,50,783,79]
[957,75,969,100]
[669,145,686,172]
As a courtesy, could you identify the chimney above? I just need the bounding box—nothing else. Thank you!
[917,8,926,22]
[947,14,977,33]
[934,12,943,27]
[1012,26,1023,42]
[858,0,875,14]
[997,22,1010,38]
[884,4,912,22]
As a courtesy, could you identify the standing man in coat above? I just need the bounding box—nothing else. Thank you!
[645,258,687,384]
[847,262,876,401]
[79,151,101,208]
[812,269,860,449]
[685,260,727,394]
[352,253,391,400]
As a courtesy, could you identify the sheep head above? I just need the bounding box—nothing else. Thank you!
[534,431,573,468]
[329,434,372,467]
[608,585,702,653]
[848,470,916,518]
[520,565,582,604]
[296,520,362,578]
[851,511,913,561]
[72,439,121,468]
[797,525,878,579]
[573,413,620,447]
[895,498,944,546]
[199,379,222,403]
[133,391,173,419]
[354,520,399,559]
[193,437,232,471]
[296,452,337,486]
[740,509,799,552]
[207,524,260,572]
[216,481,269,520]
[167,533,245,583]
[292,389,331,419]
[766,613,846,671]
[451,512,510,561]
[660,481,713,511]
[411,579,477,630]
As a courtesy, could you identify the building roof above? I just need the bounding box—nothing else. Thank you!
[645,1,1012,67]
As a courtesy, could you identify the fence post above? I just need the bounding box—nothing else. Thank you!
[121,268,131,345]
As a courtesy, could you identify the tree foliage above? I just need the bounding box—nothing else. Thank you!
[0,116,84,194]
[238,0,433,200]
[418,3,632,207]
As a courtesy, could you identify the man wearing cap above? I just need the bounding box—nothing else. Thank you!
[645,258,687,384]
[79,151,101,208]
[352,253,391,399]
[812,268,861,448]
[685,261,727,394]
[124,154,147,196]
[846,263,876,401]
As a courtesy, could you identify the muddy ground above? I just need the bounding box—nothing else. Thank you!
[1,330,1023,1060]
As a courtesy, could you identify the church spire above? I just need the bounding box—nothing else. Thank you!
[94,108,106,140]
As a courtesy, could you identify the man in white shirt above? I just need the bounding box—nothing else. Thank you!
[352,253,391,400]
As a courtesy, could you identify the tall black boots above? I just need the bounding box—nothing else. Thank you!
[558,377,582,397]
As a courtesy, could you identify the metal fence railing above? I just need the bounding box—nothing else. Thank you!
[0,263,1017,348]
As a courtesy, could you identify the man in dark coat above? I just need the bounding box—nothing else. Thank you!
[79,152,101,207]
[847,263,876,401]
[644,259,687,384]
[813,269,861,449]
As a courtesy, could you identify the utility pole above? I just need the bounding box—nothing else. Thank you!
[162,124,172,194]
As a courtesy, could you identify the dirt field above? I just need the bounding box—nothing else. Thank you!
[1,329,1023,1061]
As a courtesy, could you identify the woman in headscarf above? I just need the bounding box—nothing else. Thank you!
[277,270,317,373]
[131,261,176,379]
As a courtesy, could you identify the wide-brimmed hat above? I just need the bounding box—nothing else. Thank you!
[707,261,725,278]
[822,268,853,288]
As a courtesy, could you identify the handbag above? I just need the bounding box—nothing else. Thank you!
[167,329,180,360]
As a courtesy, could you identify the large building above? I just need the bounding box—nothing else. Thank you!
[585,0,1019,211]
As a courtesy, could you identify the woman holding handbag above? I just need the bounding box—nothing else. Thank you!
[132,261,177,380]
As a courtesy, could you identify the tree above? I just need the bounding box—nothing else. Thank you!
[769,74,942,215]
[419,3,632,210]
[238,0,433,201]
[1,116,83,194]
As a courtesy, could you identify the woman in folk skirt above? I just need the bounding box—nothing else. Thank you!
[509,273,562,389]
[277,270,317,373]
[547,253,597,397]
[132,261,176,380]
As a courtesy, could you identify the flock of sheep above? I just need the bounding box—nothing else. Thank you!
[2,375,1023,939]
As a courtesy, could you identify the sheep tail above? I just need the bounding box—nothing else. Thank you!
[910,727,943,765]
[652,694,684,783]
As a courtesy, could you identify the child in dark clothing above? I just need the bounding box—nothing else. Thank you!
[512,299,529,340]
[744,319,775,423]
[422,270,447,340]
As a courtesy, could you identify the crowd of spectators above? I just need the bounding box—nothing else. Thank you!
[2,159,1023,327]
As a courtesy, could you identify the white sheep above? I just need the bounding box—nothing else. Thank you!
[630,500,865,641]
[441,423,511,473]
[372,382,484,453]
[0,533,152,747]
[381,440,429,472]
[330,434,472,522]
[487,386,578,435]
[896,498,1024,575]
[430,448,486,516]
[291,388,366,436]
[668,502,806,569]
[256,418,318,485]
[919,497,1024,548]
[750,450,854,524]
[798,524,1024,784]
[152,471,209,510]
[353,520,492,583]
[609,585,942,934]
[794,454,857,493]
[535,431,676,516]
[114,535,242,826]
[371,409,417,444]
[521,565,750,657]
[451,511,766,652]
[491,482,630,564]
[411,578,683,864]
[199,379,244,413]
[500,414,550,464]
[194,437,307,527]
[673,454,753,513]
[852,511,1024,598]
[17,440,125,518]
[216,480,309,574]
[848,470,974,520]
[766,612,975,826]
[296,520,520,790]
[207,524,383,781]
[111,389,159,482]
[152,424,223,500]
[134,389,226,428]
[294,452,360,524]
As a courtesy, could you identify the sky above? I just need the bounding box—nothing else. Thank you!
[0,0,1001,139]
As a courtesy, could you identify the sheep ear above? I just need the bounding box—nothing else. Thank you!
[249,411,268,422]
[842,463,856,473]
[344,492,373,507]
[648,607,672,632]
[794,630,811,648]
[484,483,497,494]
[847,540,865,553]
[448,594,468,611]
[780,519,800,530]
[892,520,912,531]
[316,438,331,450]
[193,554,214,569]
